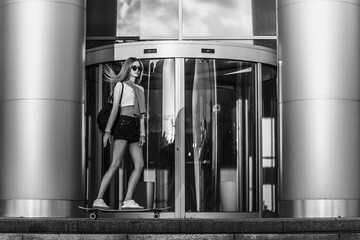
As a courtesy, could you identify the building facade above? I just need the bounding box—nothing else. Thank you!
[0,0,359,218]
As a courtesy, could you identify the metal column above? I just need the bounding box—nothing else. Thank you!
[278,0,360,217]
[0,0,86,217]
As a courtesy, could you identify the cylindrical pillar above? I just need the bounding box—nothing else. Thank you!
[278,0,360,217]
[0,0,86,217]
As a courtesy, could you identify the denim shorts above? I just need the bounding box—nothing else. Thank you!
[113,115,140,143]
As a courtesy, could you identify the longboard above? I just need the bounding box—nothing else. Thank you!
[78,206,171,219]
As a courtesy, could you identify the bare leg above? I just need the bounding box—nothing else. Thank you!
[96,139,128,199]
[124,142,144,201]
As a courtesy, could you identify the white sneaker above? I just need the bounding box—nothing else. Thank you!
[93,199,110,209]
[122,200,144,209]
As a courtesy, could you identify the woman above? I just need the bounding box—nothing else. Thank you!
[93,57,146,209]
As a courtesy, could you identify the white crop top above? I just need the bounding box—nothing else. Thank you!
[120,83,135,107]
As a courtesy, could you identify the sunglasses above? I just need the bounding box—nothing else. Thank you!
[131,65,143,72]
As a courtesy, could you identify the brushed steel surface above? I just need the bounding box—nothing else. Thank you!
[278,0,360,102]
[0,199,82,217]
[0,1,85,102]
[86,41,276,66]
[280,199,360,218]
[278,0,360,217]
[281,100,360,199]
[0,100,83,199]
[0,0,85,217]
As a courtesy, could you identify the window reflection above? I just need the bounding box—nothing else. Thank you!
[262,65,277,214]
[183,0,253,38]
[115,0,276,40]
[116,0,179,38]
[117,0,140,36]
[140,0,178,38]
[185,59,257,212]
[140,59,176,209]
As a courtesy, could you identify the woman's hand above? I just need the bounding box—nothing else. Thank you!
[139,135,146,147]
[103,132,111,148]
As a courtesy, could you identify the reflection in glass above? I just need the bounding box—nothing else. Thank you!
[140,0,178,38]
[183,0,253,38]
[116,0,179,38]
[261,64,277,213]
[85,65,100,206]
[140,59,176,209]
[185,59,257,212]
[117,0,140,36]
[115,0,276,42]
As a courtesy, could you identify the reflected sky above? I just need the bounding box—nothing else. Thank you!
[183,0,253,37]
[140,0,178,38]
[116,0,253,38]
[117,0,140,36]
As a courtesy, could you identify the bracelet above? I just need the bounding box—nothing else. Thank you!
[105,130,111,134]
[140,134,146,137]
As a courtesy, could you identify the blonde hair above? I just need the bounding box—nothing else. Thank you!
[103,57,143,84]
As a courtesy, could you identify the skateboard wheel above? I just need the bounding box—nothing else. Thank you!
[154,213,160,219]
[90,212,97,220]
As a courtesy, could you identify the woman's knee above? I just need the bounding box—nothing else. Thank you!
[134,160,144,171]
[110,159,121,171]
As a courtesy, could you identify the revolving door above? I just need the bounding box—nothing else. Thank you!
[85,41,277,218]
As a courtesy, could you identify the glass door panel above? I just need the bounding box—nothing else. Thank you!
[184,58,257,212]
[101,59,176,211]
[261,64,278,215]
[141,59,176,210]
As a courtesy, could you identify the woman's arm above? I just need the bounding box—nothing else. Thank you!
[139,113,146,147]
[139,114,145,136]
[138,85,146,146]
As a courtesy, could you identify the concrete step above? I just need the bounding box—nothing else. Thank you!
[0,233,353,239]
[0,217,360,239]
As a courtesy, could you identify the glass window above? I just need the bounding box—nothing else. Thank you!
[85,65,101,206]
[140,59,176,209]
[183,0,253,38]
[116,0,141,37]
[261,64,277,214]
[184,59,258,212]
[252,0,276,36]
[115,0,276,40]
[116,0,179,39]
